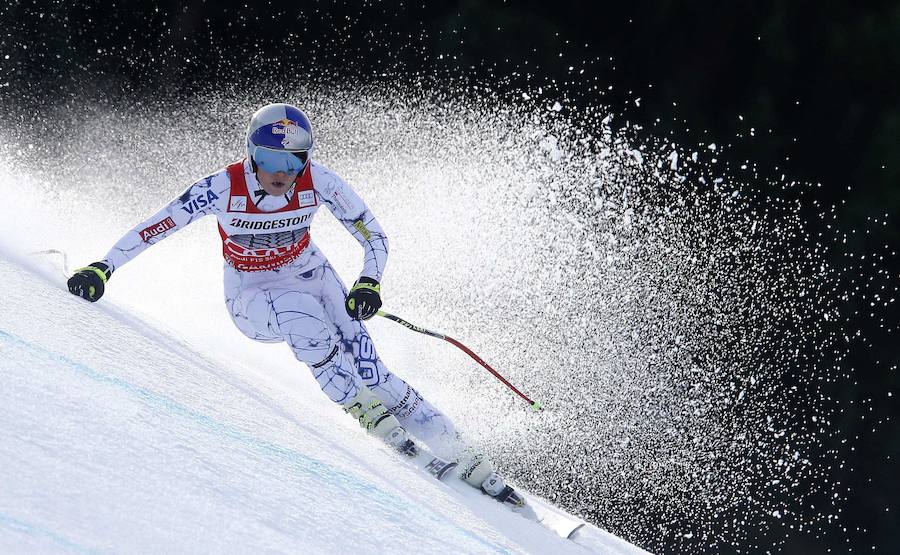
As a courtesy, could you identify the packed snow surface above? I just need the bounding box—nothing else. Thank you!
[0,249,647,554]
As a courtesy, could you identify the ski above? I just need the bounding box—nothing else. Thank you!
[517,492,652,553]
[386,427,458,481]
[388,430,648,551]
[420,453,458,480]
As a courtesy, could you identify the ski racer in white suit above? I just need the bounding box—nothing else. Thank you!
[66,103,524,508]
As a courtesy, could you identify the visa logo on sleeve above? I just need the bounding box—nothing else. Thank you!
[181,190,220,215]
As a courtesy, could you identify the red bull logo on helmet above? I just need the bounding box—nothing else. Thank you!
[271,118,303,135]
[248,105,313,152]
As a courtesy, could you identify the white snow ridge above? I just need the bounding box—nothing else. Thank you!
[0,251,648,554]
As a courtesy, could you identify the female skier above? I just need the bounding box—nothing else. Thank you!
[66,103,523,508]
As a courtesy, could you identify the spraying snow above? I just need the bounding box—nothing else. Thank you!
[1,82,893,552]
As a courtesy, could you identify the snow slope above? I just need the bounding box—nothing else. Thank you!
[0,249,648,554]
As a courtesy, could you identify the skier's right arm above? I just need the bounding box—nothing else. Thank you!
[67,172,229,302]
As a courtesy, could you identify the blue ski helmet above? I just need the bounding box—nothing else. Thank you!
[246,103,314,174]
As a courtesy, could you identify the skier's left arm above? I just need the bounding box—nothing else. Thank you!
[314,166,389,319]
[66,172,228,302]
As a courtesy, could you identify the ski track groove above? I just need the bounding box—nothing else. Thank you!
[0,513,97,555]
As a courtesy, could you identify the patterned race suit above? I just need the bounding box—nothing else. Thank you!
[99,159,459,458]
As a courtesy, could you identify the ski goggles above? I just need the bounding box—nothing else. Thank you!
[252,146,309,174]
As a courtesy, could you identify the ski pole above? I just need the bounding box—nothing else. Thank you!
[375,310,542,411]
[29,249,70,277]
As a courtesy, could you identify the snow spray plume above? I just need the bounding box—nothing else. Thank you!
[2,82,895,554]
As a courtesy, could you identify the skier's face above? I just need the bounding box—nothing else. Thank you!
[256,167,297,195]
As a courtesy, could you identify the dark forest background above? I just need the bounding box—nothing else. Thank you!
[1,1,897,553]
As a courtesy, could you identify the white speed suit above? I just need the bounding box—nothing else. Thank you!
[99,159,459,458]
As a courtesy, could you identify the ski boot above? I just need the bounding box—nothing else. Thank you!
[343,386,457,479]
[480,471,527,509]
[383,425,419,457]
[458,453,528,511]
[343,384,406,447]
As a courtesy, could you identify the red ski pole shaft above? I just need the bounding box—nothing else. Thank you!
[376,310,542,411]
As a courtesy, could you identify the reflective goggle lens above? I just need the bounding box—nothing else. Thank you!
[253,147,309,174]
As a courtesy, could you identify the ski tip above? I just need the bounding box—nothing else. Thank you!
[530,401,543,412]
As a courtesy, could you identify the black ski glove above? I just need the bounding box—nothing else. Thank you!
[345,277,382,320]
[67,262,112,302]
